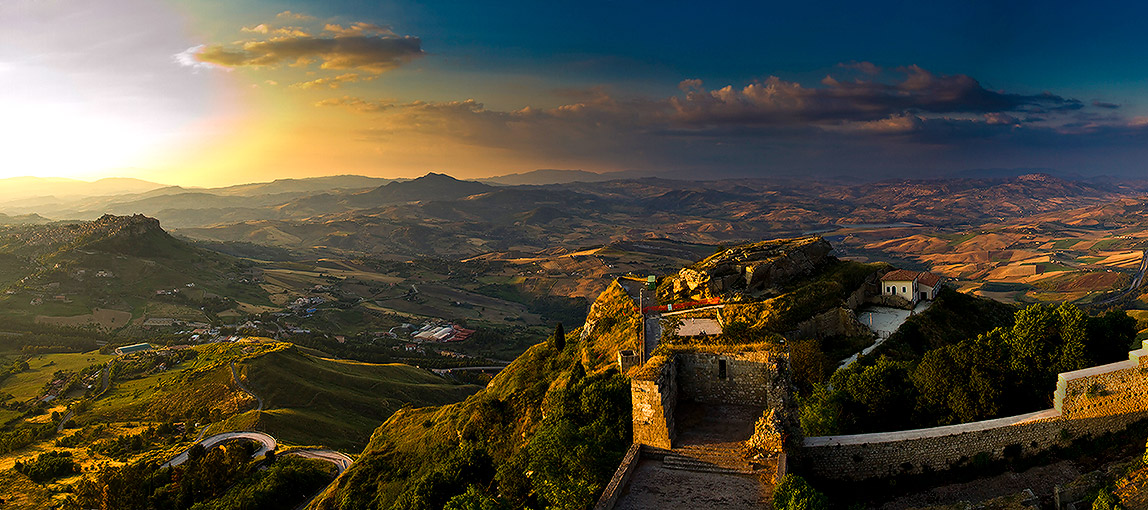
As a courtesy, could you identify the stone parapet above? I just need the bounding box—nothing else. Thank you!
[801,341,1148,481]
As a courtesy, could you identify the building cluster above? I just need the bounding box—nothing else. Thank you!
[410,323,476,343]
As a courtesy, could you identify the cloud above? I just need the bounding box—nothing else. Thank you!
[193,33,423,73]
[313,64,1148,178]
[324,22,395,37]
[315,96,395,113]
[173,45,226,71]
[1092,100,1120,109]
[241,23,269,34]
[276,11,314,21]
[838,61,881,75]
[667,66,1082,130]
[293,73,374,89]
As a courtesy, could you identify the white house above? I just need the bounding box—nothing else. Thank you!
[880,270,943,305]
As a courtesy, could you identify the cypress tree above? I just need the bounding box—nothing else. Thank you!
[553,323,565,351]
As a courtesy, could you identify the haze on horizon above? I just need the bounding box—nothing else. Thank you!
[3,0,1148,188]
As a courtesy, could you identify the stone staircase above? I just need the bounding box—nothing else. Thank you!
[661,442,763,475]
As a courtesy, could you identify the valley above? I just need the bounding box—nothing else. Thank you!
[1,172,1148,508]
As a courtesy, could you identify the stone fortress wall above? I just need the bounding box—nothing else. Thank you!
[632,350,788,451]
[800,341,1148,480]
[632,341,1148,481]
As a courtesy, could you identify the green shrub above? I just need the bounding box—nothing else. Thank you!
[772,474,828,510]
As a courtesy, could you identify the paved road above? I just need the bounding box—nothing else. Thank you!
[431,365,507,375]
[290,449,356,510]
[56,410,74,433]
[1096,250,1148,305]
[643,315,661,359]
[230,361,263,411]
[285,448,354,473]
[621,280,661,359]
[162,431,277,468]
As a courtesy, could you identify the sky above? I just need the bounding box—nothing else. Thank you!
[3,0,1148,186]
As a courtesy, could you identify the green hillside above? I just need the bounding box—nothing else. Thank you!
[0,214,271,328]
[233,347,481,451]
[312,280,640,509]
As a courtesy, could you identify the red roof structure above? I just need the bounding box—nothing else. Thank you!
[880,269,921,282]
[917,272,942,287]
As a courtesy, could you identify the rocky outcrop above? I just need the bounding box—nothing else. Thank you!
[671,237,832,299]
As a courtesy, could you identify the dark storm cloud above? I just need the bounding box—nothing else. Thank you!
[320,64,1148,177]
[668,66,1081,128]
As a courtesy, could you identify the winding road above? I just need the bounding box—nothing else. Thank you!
[157,360,354,509]
[1095,250,1148,306]
[161,431,277,468]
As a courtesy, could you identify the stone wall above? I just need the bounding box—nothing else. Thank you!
[790,307,871,340]
[676,351,788,411]
[631,356,677,450]
[800,342,1148,481]
[630,349,790,450]
[593,443,642,510]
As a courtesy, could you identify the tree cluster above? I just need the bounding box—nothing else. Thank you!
[801,303,1137,435]
[13,450,80,483]
[392,365,631,510]
[67,440,327,510]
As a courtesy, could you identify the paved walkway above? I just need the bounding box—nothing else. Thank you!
[840,300,933,369]
[616,403,775,509]
[614,459,769,510]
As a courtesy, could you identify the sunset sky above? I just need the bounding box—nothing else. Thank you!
[3,0,1148,186]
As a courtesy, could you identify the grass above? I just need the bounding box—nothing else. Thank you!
[0,409,22,426]
[1051,239,1081,249]
[80,343,286,425]
[0,469,58,509]
[0,351,110,402]
[1092,238,1129,251]
[84,365,247,424]
[236,347,480,451]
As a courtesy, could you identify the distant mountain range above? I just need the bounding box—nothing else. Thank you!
[478,169,629,185]
[4,171,1148,260]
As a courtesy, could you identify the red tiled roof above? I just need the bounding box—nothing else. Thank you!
[880,269,920,282]
[917,272,942,287]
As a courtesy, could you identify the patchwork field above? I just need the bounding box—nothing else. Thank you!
[34,308,132,330]
[837,221,1148,306]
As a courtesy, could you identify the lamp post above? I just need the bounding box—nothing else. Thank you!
[638,288,645,366]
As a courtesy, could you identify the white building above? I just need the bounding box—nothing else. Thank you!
[880,270,943,306]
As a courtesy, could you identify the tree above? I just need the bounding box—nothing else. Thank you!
[789,338,830,393]
[772,474,828,510]
[1092,487,1126,510]
[1087,310,1138,363]
[1053,303,1090,374]
[444,485,509,510]
[798,384,842,436]
[552,323,566,351]
[839,357,916,432]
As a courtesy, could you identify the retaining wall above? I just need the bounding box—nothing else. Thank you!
[593,443,643,510]
[631,356,677,450]
[801,343,1148,481]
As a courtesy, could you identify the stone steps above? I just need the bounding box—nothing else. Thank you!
[662,454,755,475]
[662,442,764,475]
